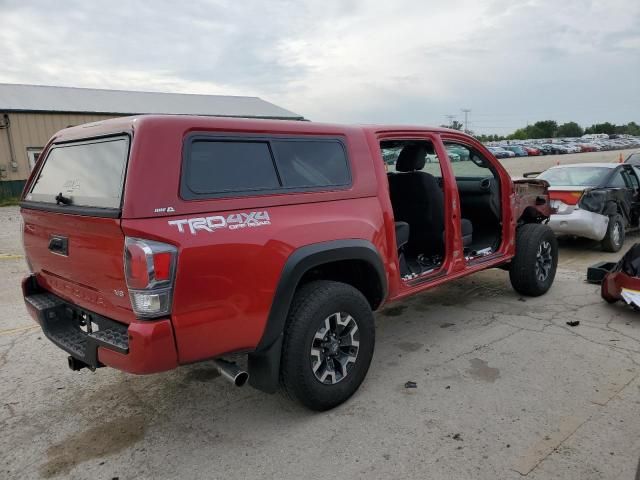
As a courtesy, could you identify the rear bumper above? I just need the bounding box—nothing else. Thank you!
[548,209,608,241]
[22,275,178,374]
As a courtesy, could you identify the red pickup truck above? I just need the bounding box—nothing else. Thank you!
[20,115,556,410]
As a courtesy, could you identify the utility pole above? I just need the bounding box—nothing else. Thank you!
[445,115,456,128]
[461,108,471,133]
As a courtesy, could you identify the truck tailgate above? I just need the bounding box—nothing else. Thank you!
[22,208,134,324]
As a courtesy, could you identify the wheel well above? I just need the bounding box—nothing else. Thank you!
[297,259,384,310]
[518,206,546,224]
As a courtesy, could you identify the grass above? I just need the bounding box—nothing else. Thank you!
[0,197,19,207]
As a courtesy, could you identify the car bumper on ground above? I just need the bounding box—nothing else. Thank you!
[548,208,608,241]
[22,275,178,374]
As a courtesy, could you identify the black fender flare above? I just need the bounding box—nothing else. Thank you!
[248,239,387,393]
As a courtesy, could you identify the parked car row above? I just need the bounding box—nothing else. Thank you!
[485,136,640,158]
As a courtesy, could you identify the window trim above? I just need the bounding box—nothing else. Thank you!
[622,165,640,189]
[180,133,352,201]
[26,147,43,171]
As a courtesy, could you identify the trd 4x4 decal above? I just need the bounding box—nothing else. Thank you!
[168,211,271,234]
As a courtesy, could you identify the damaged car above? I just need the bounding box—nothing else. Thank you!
[588,244,640,309]
[532,163,640,252]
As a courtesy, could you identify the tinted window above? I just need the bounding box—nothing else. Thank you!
[271,140,349,188]
[27,137,129,209]
[623,167,639,189]
[609,170,626,188]
[186,141,279,194]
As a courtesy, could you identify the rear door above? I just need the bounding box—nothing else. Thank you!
[21,135,134,323]
[622,165,640,225]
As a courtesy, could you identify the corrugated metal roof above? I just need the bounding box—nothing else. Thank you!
[0,83,304,119]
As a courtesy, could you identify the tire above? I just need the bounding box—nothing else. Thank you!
[509,224,558,297]
[280,280,375,411]
[601,214,624,252]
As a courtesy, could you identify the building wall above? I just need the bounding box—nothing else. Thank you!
[0,112,120,188]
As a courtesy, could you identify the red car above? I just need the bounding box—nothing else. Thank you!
[523,146,542,156]
[20,115,556,410]
[576,143,597,153]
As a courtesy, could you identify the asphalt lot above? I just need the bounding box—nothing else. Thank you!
[2,149,640,479]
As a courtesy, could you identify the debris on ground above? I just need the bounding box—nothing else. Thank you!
[404,381,417,388]
[593,244,640,309]
[452,433,463,441]
[566,320,580,327]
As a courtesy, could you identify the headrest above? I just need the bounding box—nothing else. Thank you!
[396,144,427,172]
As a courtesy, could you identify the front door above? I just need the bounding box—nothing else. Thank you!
[379,135,458,283]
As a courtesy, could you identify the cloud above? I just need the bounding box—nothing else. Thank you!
[0,0,638,133]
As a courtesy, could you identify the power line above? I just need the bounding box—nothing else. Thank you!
[461,108,471,133]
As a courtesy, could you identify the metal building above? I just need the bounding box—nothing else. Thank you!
[0,83,304,199]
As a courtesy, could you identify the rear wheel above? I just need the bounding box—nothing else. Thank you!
[509,224,558,296]
[601,214,624,252]
[280,280,375,411]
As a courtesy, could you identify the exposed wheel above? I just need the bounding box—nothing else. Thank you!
[601,214,624,252]
[280,280,375,411]
[509,223,558,296]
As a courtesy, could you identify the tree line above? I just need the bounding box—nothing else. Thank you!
[440,120,640,142]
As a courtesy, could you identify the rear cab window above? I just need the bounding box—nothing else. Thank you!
[25,135,130,215]
[181,136,351,199]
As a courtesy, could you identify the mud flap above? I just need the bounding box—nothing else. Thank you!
[247,335,283,393]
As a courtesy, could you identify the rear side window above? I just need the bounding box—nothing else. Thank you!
[187,141,279,194]
[27,136,129,209]
[182,136,350,199]
[271,140,350,188]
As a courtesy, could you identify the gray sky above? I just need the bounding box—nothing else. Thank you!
[1,0,638,134]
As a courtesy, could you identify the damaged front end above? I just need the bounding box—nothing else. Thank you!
[512,178,553,223]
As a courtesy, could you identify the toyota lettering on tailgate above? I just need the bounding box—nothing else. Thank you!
[168,211,271,234]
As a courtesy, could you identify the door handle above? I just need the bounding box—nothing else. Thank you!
[48,235,68,256]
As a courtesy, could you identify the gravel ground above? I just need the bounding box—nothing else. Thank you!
[1,150,639,479]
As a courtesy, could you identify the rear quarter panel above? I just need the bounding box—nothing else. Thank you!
[122,118,389,363]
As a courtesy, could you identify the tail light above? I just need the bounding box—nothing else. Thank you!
[124,237,177,319]
[550,191,583,206]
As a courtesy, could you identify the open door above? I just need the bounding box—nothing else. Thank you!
[381,138,452,280]
[442,141,503,260]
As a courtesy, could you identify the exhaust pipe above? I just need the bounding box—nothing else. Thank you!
[213,359,249,387]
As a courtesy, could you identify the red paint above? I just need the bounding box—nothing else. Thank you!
[97,319,178,374]
[549,190,583,205]
[20,115,551,373]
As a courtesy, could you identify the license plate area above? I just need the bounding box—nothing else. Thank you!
[25,288,129,367]
[71,308,101,335]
